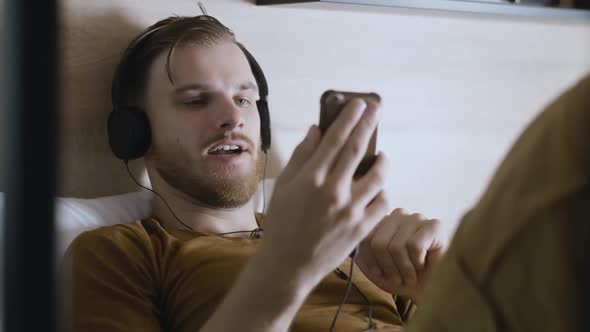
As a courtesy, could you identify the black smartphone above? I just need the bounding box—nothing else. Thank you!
[320,90,381,178]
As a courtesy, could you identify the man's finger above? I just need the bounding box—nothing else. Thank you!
[351,153,389,208]
[357,190,392,236]
[304,99,366,183]
[391,208,404,215]
[328,100,379,188]
[368,216,402,285]
[420,247,445,282]
[389,222,419,285]
[425,247,445,270]
[407,219,441,270]
[276,125,319,187]
[357,237,384,279]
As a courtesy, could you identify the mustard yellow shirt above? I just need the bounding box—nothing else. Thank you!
[62,217,410,331]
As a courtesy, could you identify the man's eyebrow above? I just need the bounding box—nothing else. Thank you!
[174,83,211,94]
[236,81,259,93]
[173,82,259,94]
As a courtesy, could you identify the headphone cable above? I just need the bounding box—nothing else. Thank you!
[124,160,263,238]
[331,256,375,332]
[330,258,355,332]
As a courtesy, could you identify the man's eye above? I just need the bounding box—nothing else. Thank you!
[183,99,207,107]
[237,98,252,107]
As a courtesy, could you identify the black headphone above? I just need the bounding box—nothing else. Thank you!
[107,17,271,161]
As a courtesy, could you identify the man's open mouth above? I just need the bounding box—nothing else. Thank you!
[208,144,246,155]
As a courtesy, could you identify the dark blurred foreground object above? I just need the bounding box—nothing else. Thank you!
[558,0,590,8]
[515,0,560,6]
[2,0,58,332]
[405,73,590,332]
[508,0,590,7]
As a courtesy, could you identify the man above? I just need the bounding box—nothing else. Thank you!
[62,15,447,331]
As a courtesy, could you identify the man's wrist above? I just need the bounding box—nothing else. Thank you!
[252,242,318,300]
[201,242,316,332]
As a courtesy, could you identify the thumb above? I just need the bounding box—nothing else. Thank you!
[421,248,444,280]
[276,125,320,187]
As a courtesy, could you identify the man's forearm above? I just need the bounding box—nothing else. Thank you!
[200,245,315,332]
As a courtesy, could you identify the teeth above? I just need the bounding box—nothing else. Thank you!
[212,144,241,152]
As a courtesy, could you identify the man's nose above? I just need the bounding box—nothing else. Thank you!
[217,98,244,131]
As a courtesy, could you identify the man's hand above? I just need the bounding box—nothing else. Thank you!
[261,98,392,288]
[355,209,448,303]
[204,99,393,331]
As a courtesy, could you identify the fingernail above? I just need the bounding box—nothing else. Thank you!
[349,98,366,114]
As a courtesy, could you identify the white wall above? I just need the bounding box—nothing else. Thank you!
[58,0,590,236]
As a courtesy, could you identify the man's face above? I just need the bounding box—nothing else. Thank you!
[144,41,263,208]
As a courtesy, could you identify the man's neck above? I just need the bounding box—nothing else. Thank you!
[150,187,260,237]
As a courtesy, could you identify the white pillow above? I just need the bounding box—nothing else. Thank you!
[56,191,153,258]
[0,179,276,259]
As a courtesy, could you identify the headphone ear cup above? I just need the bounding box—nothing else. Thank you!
[257,99,271,153]
[238,43,271,153]
[107,107,151,160]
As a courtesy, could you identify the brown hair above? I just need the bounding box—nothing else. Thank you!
[111,15,237,108]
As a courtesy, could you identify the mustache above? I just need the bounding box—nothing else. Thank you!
[205,132,256,151]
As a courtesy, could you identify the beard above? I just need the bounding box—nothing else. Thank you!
[152,143,265,209]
